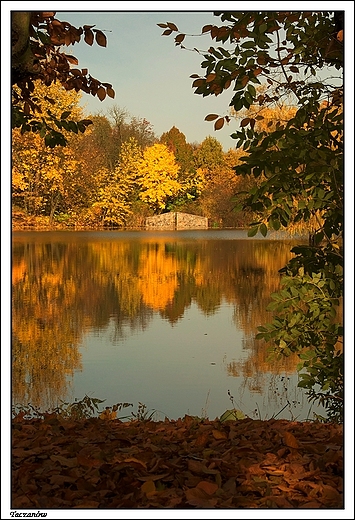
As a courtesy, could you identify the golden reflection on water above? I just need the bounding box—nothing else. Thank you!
[12,231,301,412]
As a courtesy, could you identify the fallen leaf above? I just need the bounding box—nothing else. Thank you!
[50,455,77,467]
[76,454,101,467]
[185,487,217,508]
[195,433,209,446]
[124,457,147,469]
[283,431,299,449]
[212,429,227,440]
[141,480,156,496]
[188,459,208,474]
[196,480,218,495]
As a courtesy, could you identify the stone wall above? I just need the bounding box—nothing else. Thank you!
[176,212,208,229]
[145,212,208,230]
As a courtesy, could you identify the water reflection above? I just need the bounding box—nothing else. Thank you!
[12,230,312,419]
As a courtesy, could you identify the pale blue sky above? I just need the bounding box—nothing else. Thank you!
[56,9,239,150]
[3,3,351,153]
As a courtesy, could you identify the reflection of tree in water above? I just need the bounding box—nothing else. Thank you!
[227,338,300,391]
[12,238,154,410]
[226,342,307,420]
[157,239,296,324]
[224,239,304,397]
[109,309,154,344]
[12,243,83,410]
[231,241,295,337]
[12,233,303,411]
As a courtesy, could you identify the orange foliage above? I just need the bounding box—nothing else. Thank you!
[138,245,178,310]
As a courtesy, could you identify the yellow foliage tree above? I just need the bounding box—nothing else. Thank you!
[92,138,143,226]
[12,81,84,221]
[137,144,181,212]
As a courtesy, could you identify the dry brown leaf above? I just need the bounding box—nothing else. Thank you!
[124,456,147,469]
[50,455,77,467]
[283,431,299,448]
[212,429,227,440]
[96,87,106,101]
[195,432,209,446]
[321,484,341,503]
[288,462,306,476]
[185,487,218,508]
[141,480,156,496]
[76,454,101,467]
[214,118,225,131]
[196,480,219,495]
[188,459,207,474]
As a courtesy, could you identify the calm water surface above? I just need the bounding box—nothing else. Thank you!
[12,229,323,421]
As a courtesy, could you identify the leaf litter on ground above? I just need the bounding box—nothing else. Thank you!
[12,414,343,509]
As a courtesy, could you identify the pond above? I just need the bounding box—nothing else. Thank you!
[12,229,324,422]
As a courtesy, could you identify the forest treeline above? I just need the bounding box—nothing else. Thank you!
[12,81,306,232]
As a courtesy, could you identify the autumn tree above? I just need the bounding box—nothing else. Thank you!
[11,11,114,146]
[160,126,205,210]
[192,138,244,226]
[193,136,225,180]
[12,81,85,221]
[194,148,242,226]
[75,114,117,171]
[160,127,195,172]
[124,115,157,148]
[98,106,156,169]
[91,137,143,227]
[137,143,181,213]
[160,11,344,421]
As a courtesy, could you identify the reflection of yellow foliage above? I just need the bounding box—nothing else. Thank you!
[12,233,303,410]
[12,260,26,285]
[12,241,85,410]
[138,246,178,310]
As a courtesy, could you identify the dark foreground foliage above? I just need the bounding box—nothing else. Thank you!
[12,414,343,509]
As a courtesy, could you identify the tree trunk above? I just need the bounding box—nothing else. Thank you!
[11,12,37,84]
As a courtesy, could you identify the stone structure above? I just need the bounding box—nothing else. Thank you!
[145,212,208,230]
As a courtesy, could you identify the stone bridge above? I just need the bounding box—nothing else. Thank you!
[145,212,208,230]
